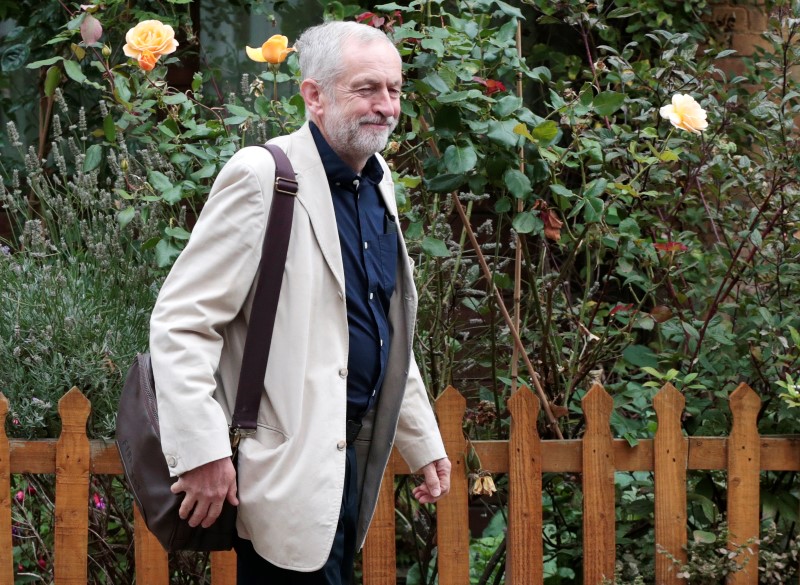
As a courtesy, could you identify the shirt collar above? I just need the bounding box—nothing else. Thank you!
[310,121,384,187]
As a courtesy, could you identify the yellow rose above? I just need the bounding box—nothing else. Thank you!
[659,93,708,134]
[246,34,295,64]
[123,20,179,71]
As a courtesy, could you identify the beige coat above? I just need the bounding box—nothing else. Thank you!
[149,123,446,571]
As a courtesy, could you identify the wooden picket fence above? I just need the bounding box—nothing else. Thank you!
[0,383,798,584]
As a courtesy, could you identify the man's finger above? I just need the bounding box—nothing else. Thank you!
[187,499,211,528]
[201,501,223,528]
[422,463,441,498]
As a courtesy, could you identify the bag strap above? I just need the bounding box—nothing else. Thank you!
[230,144,297,442]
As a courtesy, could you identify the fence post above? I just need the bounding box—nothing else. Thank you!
[507,386,542,584]
[362,452,397,585]
[435,386,469,585]
[582,383,615,585]
[727,383,761,585]
[54,388,91,584]
[653,382,688,583]
[132,505,169,584]
[0,394,13,585]
[210,550,237,585]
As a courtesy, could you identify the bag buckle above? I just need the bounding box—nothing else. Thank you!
[275,176,298,196]
[229,426,256,451]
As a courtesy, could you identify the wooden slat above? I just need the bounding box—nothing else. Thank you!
[362,450,398,585]
[727,383,761,585]
[210,550,237,585]
[0,394,13,585]
[54,388,91,584]
[582,384,616,585]
[9,434,799,476]
[653,383,687,583]
[133,504,169,584]
[507,387,542,584]
[435,386,469,585]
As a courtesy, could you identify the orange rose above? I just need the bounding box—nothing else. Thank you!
[246,34,295,64]
[123,20,179,71]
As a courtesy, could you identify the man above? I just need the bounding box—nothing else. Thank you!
[149,20,451,584]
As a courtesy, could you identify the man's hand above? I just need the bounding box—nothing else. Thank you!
[170,457,238,528]
[412,457,451,504]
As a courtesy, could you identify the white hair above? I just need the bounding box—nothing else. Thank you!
[295,21,399,94]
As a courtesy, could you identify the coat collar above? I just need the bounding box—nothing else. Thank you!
[271,122,401,293]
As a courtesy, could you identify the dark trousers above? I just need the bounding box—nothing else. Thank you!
[234,445,358,585]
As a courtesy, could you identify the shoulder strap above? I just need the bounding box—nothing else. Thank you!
[230,144,297,439]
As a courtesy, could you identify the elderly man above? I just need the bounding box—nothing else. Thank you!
[149,20,451,585]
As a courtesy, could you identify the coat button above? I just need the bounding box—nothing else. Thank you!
[336,440,346,451]
[166,455,177,468]
[339,368,348,378]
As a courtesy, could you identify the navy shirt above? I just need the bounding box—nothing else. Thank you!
[310,123,398,420]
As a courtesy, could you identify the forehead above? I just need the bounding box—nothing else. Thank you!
[338,39,402,85]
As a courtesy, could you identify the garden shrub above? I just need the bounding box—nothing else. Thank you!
[1,0,799,583]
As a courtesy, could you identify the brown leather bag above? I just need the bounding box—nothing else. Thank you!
[116,144,297,551]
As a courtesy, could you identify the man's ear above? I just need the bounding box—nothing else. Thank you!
[300,79,324,120]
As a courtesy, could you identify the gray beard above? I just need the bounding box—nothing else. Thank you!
[326,114,398,162]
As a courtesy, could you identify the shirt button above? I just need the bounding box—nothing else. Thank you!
[166,455,177,468]
[337,440,347,451]
[339,368,348,378]
[369,292,374,300]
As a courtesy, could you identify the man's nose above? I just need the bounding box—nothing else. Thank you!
[373,88,397,117]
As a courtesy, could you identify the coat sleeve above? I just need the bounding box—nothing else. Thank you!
[149,147,273,476]
[393,342,447,472]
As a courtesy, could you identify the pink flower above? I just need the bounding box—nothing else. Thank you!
[14,491,24,503]
[80,13,103,45]
[92,492,106,510]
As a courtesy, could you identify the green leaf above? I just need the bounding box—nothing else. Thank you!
[162,186,183,204]
[584,178,608,199]
[487,120,521,148]
[426,173,466,193]
[493,0,525,19]
[44,66,61,97]
[83,144,103,172]
[583,197,604,222]
[593,91,624,116]
[165,226,191,240]
[503,169,531,199]
[155,239,181,267]
[163,93,188,105]
[63,59,87,84]
[26,56,64,69]
[421,236,450,257]
[692,530,717,544]
[493,95,522,118]
[1,43,30,72]
[117,206,135,228]
[148,171,173,192]
[607,7,640,18]
[190,164,217,181]
[225,104,254,118]
[531,120,558,142]
[443,144,477,174]
[512,211,542,234]
[550,184,575,199]
[622,345,658,368]
[103,115,116,142]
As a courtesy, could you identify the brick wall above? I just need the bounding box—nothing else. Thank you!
[707,1,772,75]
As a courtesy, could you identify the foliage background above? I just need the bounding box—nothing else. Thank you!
[1,0,798,582]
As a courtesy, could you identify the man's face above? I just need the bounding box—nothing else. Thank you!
[316,39,402,171]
